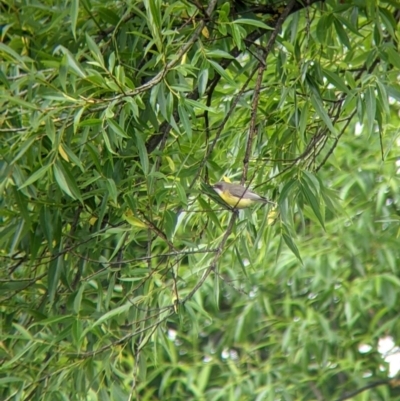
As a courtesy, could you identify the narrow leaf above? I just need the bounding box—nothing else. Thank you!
[208,60,236,86]
[178,103,192,140]
[86,33,104,66]
[53,162,75,199]
[107,118,129,138]
[11,136,37,164]
[135,133,149,174]
[365,86,376,135]
[198,69,208,97]
[300,179,325,229]
[282,231,302,263]
[323,69,349,93]
[19,164,51,189]
[87,303,131,332]
[233,18,273,30]
[311,96,338,135]
[70,0,79,39]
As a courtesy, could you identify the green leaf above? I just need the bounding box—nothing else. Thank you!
[53,162,74,199]
[185,98,217,113]
[231,23,245,51]
[364,86,376,135]
[164,210,177,239]
[208,60,236,86]
[106,178,118,204]
[379,7,396,38]
[97,7,121,25]
[323,69,349,93]
[70,0,79,39]
[385,46,400,70]
[83,303,132,336]
[56,46,87,77]
[1,94,38,110]
[232,18,273,30]
[316,14,333,43]
[73,107,85,133]
[375,79,390,119]
[282,226,302,263]
[79,118,102,127]
[175,182,187,206]
[178,103,192,140]
[12,187,31,226]
[86,33,104,66]
[61,144,84,171]
[135,133,149,174]
[12,323,34,340]
[53,161,82,201]
[73,284,86,314]
[48,251,64,303]
[300,177,325,229]
[11,136,37,164]
[299,102,308,138]
[0,42,30,66]
[311,95,338,135]
[198,68,208,97]
[205,49,235,59]
[107,118,129,138]
[102,128,117,154]
[333,17,351,49]
[72,319,82,347]
[386,83,400,101]
[19,164,51,189]
[108,51,116,72]
[334,15,363,37]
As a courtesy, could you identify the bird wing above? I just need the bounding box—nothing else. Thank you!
[243,190,264,201]
[229,185,262,200]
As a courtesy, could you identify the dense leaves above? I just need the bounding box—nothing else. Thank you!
[1,0,400,400]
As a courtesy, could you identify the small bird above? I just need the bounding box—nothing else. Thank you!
[212,181,274,209]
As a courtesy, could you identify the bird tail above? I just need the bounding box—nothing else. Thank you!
[261,197,276,206]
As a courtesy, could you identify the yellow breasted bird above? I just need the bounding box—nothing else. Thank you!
[212,182,275,209]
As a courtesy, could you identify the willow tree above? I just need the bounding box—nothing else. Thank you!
[1,0,400,400]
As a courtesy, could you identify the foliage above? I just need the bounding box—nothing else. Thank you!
[1,0,400,400]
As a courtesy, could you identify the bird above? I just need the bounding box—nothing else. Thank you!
[211,181,274,209]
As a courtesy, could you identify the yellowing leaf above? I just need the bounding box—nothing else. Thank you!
[58,144,69,162]
[124,212,148,228]
[166,156,175,172]
[181,53,187,65]
[89,217,98,226]
[267,208,279,225]
[202,26,209,38]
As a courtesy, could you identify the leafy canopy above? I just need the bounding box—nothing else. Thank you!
[1,0,400,400]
